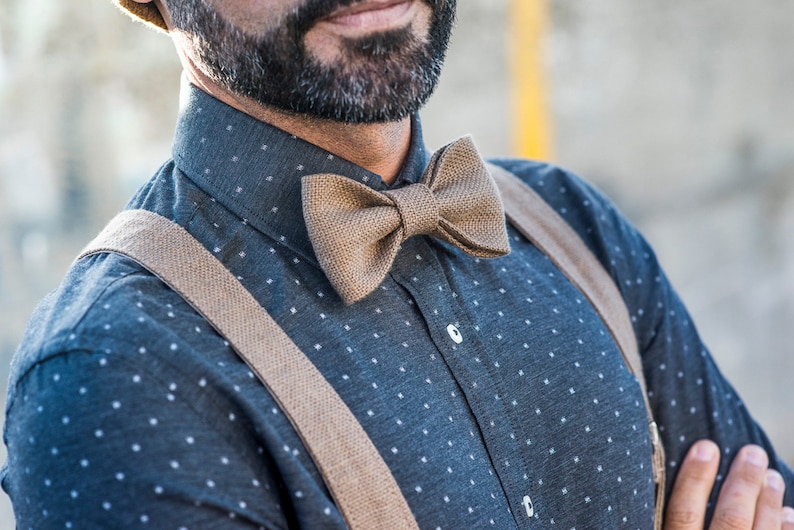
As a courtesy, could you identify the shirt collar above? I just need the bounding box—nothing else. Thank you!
[172,84,431,265]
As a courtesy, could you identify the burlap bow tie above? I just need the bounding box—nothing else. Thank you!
[302,136,510,305]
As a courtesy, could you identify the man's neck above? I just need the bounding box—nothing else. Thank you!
[187,71,412,186]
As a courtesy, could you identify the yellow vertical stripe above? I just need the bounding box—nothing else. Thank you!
[508,0,553,160]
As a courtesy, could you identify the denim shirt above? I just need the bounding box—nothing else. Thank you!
[3,85,792,529]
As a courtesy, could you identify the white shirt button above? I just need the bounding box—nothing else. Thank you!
[446,324,463,344]
[522,495,534,517]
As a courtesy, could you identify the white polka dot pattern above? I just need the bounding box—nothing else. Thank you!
[3,85,792,529]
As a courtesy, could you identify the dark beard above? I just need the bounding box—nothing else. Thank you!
[166,0,456,123]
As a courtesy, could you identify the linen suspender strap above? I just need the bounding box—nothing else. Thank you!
[78,210,420,530]
[488,162,666,529]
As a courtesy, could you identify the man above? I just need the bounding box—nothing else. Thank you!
[2,0,793,527]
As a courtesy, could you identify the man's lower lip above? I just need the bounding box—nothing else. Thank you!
[322,0,414,30]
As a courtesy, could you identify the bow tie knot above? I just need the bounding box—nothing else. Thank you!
[383,183,439,238]
[302,136,510,304]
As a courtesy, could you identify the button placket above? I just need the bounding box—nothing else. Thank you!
[389,238,533,528]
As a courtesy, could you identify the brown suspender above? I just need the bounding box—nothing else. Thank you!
[78,209,419,530]
[79,166,665,529]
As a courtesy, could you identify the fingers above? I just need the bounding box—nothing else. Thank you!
[665,439,721,529]
[752,469,785,529]
[711,445,771,530]
[783,507,794,529]
[665,442,792,530]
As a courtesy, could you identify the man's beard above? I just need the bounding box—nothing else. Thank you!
[166,0,456,123]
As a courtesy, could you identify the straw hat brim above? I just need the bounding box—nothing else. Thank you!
[115,0,168,32]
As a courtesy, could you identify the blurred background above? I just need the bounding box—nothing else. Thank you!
[1,0,793,524]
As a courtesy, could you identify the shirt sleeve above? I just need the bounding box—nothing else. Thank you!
[2,348,289,530]
[496,158,794,515]
[620,229,794,508]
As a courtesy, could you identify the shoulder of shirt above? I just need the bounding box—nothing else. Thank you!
[486,157,652,281]
[8,162,210,400]
[7,242,192,403]
[487,157,627,229]
[487,157,610,202]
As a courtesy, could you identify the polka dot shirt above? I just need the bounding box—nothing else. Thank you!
[3,85,792,529]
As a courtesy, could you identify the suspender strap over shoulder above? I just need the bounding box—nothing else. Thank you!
[488,162,666,529]
[79,210,420,530]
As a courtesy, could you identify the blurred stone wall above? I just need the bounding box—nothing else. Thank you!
[1,0,793,524]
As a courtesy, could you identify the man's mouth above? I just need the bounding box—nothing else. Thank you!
[319,0,415,30]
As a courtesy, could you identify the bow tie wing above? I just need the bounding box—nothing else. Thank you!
[302,174,404,305]
[424,136,511,258]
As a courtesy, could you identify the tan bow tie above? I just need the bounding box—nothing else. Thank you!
[301,136,510,305]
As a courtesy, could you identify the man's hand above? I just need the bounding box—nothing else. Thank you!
[665,440,794,529]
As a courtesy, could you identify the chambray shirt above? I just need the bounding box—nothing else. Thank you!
[3,85,792,529]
